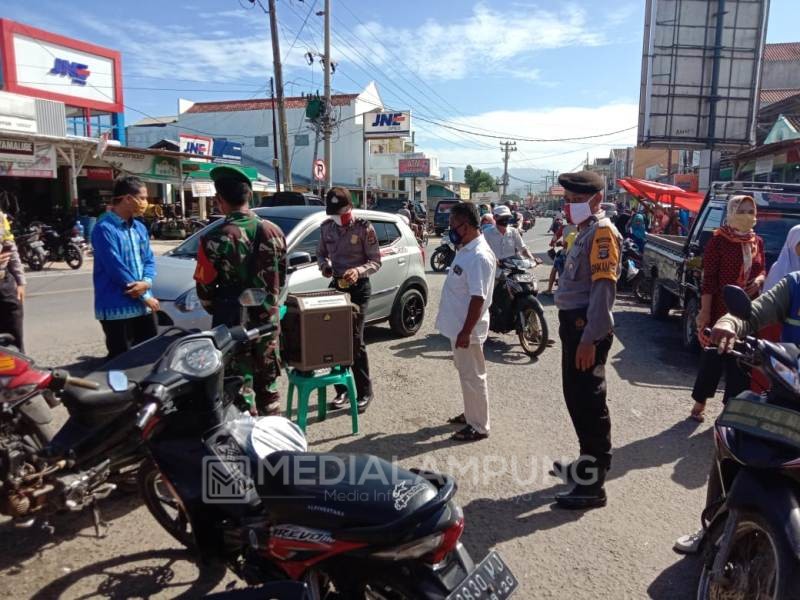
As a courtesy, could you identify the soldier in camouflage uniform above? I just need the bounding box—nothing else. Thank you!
[194,166,287,415]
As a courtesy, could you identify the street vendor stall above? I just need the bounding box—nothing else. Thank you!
[617,177,704,213]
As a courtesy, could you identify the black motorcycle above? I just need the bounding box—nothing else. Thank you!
[695,285,800,599]
[617,238,648,303]
[35,222,85,269]
[135,290,519,599]
[430,230,456,272]
[14,225,47,271]
[489,257,549,358]
[0,329,187,531]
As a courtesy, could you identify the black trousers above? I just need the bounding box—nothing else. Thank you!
[559,309,613,470]
[332,278,372,399]
[100,313,158,360]
[691,350,749,404]
[0,274,23,352]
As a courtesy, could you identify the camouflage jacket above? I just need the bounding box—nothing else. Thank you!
[194,210,287,321]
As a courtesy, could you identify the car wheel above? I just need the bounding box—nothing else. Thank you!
[390,288,425,337]
[650,282,673,320]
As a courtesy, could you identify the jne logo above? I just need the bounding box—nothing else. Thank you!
[371,112,405,127]
[49,58,91,86]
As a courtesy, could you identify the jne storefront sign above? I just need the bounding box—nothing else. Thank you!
[363,111,412,139]
[180,134,213,162]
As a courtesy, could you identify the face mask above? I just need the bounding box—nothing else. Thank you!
[332,211,353,227]
[565,201,593,225]
[449,224,463,246]
[480,223,493,233]
[729,213,756,232]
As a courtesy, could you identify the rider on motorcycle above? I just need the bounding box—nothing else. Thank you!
[484,206,534,263]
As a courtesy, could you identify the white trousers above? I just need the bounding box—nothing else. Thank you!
[450,340,490,434]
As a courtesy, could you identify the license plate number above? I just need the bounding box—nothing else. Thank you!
[447,551,518,600]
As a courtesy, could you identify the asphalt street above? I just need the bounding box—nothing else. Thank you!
[2,220,714,599]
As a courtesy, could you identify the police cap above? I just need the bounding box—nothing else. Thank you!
[325,187,353,215]
[558,171,604,194]
[210,165,252,189]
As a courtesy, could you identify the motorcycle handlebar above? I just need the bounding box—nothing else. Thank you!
[68,377,101,390]
[246,322,277,341]
[50,369,100,390]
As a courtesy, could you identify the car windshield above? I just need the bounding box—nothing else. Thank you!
[170,216,302,257]
[374,198,407,212]
[753,212,800,267]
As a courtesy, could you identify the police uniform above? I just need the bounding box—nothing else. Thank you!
[317,205,381,408]
[0,211,25,350]
[194,167,287,415]
[553,171,621,509]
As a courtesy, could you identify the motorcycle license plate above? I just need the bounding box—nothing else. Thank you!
[30,241,44,248]
[447,551,518,600]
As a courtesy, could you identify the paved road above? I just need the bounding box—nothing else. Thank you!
[2,220,713,599]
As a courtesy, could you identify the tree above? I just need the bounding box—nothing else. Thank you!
[464,165,498,193]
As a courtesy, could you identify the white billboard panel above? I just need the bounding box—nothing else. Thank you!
[363,111,411,139]
[638,0,770,149]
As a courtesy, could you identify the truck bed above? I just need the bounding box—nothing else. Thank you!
[643,233,688,296]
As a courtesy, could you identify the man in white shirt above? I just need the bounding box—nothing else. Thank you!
[435,202,496,441]
[484,205,534,262]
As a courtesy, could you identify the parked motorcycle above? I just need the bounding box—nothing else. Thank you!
[136,290,519,599]
[489,256,549,358]
[617,238,648,303]
[430,230,456,272]
[14,225,47,271]
[695,284,800,599]
[36,222,85,270]
[0,328,188,531]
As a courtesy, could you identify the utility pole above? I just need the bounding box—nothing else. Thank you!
[269,77,280,191]
[267,0,292,190]
[322,0,333,191]
[500,140,517,201]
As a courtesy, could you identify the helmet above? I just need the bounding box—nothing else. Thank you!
[493,205,512,218]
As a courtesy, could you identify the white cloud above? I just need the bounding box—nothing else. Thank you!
[416,102,639,173]
[349,3,607,81]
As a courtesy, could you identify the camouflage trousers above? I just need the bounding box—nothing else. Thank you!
[231,337,282,416]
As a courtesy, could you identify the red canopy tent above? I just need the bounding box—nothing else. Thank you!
[617,177,704,213]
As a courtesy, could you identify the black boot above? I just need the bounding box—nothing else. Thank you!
[554,463,608,510]
[549,460,575,483]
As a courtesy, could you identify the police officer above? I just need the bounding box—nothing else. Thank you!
[317,187,381,413]
[550,171,621,509]
[194,165,287,415]
[0,210,25,350]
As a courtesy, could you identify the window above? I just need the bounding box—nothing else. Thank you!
[292,228,321,261]
[371,221,402,247]
[294,134,310,147]
[254,135,270,147]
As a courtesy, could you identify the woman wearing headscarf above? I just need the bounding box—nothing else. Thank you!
[630,212,646,252]
[765,224,800,291]
[690,195,765,421]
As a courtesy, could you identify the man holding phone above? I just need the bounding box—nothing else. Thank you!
[0,210,26,350]
[91,176,159,359]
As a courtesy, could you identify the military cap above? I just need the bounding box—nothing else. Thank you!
[210,165,252,189]
[558,171,604,194]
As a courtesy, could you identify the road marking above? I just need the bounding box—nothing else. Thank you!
[28,287,93,297]
[26,270,92,279]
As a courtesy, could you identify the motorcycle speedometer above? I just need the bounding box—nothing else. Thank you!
[168,339,222,379]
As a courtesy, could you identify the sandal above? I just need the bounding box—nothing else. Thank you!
[690,403,706,423]
[447,413,467,425]
[451,425,489,442]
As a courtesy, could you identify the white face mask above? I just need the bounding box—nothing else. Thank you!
[331,215,343,226]
[565,193,598,225]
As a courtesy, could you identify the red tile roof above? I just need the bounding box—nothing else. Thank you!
[185,94,359,114]
[764,42,800,62]
[760,89,800,105]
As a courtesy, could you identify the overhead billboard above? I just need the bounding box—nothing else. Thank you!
[179,134,213,162]
[364,111,411,139]
[638,0,770,149]
[399,157,430,178]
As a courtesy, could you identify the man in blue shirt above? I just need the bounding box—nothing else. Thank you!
[92,176,159,359]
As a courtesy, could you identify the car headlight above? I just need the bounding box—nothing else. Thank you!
[175,288,201,312]
[770,356,800,393]
[168,339,222,378]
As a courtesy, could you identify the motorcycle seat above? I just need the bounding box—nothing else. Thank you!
[255,451,440,539]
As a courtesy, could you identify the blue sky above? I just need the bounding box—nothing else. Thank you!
[1,0,796,172]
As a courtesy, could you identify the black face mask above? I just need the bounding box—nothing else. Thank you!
[496,218,511,228]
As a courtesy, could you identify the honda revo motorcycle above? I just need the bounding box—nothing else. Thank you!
[696,285,800,600]
[0,329,187,531]
[489,257,549,358]
[135,290,519,599]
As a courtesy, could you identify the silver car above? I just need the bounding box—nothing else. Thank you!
[152,206,428,337]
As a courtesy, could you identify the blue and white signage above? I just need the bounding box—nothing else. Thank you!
[363,110,411,139]
[212,138,242,164]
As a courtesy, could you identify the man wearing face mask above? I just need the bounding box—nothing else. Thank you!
[550,171,621,510]
[484,205,534,262]
[91,176,159,360]
[317,187,381,413]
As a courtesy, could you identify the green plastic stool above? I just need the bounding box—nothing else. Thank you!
[286,366,358,434]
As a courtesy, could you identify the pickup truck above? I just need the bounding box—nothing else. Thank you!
[643,181,800,351]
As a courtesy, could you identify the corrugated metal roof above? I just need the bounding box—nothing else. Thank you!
[760,89,800,105]
[186,93,360,114]
[785,114,800,131]
[131,116,178,126]
[764,42,800,62]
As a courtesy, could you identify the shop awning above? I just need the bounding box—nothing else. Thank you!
[182,161,258,181]
[617,177,704,213]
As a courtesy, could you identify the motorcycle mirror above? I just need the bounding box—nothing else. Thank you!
[723,285,752,320]
[107,370,129,392]
[239,288,267,307]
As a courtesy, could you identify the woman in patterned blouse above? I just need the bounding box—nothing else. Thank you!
[690,195,765,421]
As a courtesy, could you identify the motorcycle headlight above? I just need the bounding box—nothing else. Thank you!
[175,288,201,313]
[168,339,222,378]
[770,356,800,393]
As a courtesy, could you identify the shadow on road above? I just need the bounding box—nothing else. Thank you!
[647,554,701,599]
[0,492,142,575]
[390,333,451,360]
[29,549,226,599]
[319,424,457,461]
[461,420,713,560]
